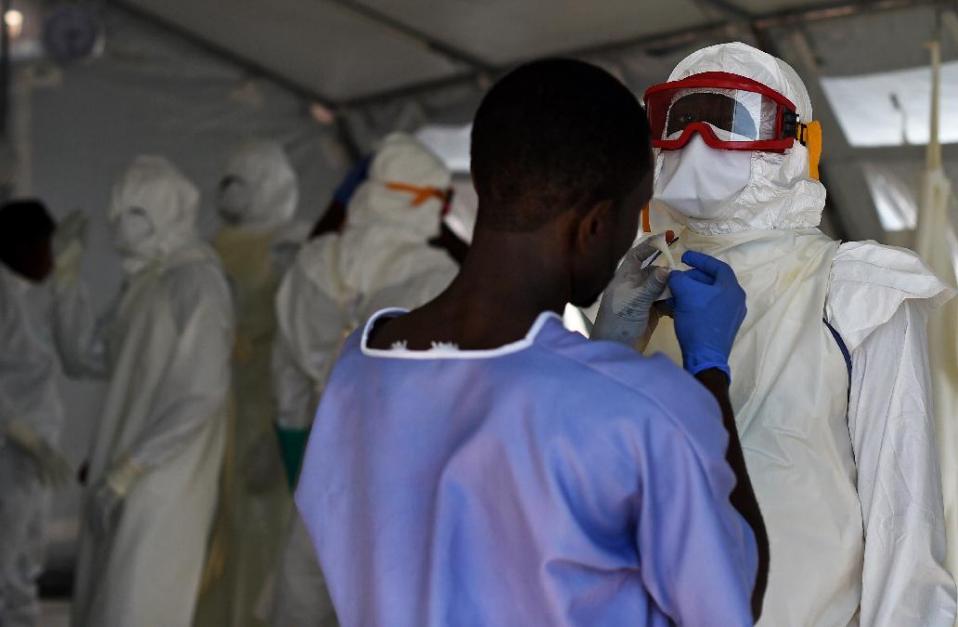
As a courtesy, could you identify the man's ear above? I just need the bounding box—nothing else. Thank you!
[574,198,615,254]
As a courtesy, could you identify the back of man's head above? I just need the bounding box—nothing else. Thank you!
[0,198,55,282]
[471,59,651,232]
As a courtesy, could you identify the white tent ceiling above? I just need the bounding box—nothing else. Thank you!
[118,0,869,104]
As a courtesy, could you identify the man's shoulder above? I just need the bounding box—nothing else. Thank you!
[832,240,937,279]
[534,321,722,433]
[827,240,953,350]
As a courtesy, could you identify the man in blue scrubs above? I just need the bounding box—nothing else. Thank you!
[296,58,769,626]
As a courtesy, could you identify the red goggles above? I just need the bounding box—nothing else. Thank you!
[644,72,802,152]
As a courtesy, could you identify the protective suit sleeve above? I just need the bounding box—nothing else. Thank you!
[848,301,957,626]
[50,278,111,378]
[0,273,64,443]
[635,396,758,624]
[123,264,234,469]
[272,248,349,431]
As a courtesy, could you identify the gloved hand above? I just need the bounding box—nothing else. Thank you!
[276,425,310,490]
[88,456,143,537]
[53,209,89,254]
[52,209,89,284]
[592,241,671,349]
[5,420,73,487]
[665,251,747,378]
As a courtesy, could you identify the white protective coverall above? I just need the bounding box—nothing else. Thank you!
[193,140,300,627]
[53,156,234,627]
[644,42,957,626]
[0,264,64,627]
[269,132,459,627]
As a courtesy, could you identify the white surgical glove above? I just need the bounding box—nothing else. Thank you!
[5,420,73,487]
[52,210,89,284]
[88,456,143,537]
[592,241,671,350]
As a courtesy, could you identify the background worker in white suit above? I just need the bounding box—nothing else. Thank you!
[54,156,235,627]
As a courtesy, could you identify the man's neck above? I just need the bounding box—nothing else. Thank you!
[368,224,574,351]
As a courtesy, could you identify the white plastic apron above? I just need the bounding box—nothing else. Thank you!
[646,228,863,626]
[193,227,293,627]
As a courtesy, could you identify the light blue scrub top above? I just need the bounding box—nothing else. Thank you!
[296,309,757,626]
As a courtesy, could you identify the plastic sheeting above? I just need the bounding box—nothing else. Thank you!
[821,61,958,147]
[916,164,958,627]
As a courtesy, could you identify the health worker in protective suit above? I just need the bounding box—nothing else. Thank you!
[641,42,957,626]
[0,200,74,627]
[193,140,301,627]
[52,156,235,627]
[268,132,462,627]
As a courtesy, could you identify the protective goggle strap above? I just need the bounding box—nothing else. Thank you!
[797,121,823,181]
[385,182,447,207]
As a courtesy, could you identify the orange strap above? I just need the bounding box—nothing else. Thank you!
[797,121,823,181]
[641,203,652,233]
[385,182,448,207]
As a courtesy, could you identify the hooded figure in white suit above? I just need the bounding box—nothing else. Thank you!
[53,156,234,627]
[643,42,956,626]
[0,200,73,627]
[269,132,459,627]
[193,140,301,627]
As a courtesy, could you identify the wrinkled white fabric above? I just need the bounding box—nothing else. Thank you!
[270,132,457,626]
[268,515,338,627]
[0,265,62,627]
[344,132,451,235]
[829,242,956,627]
[656,135,752,219]
[191,225,296,627]
[218,140,298,229]
[648,230,859,625]
[112,210,154,258]
[108,156,202,273]
[652,42,826,235]
[0,445,47,627]
[645,43,956,625]
[914,165,958,614]
[273,132,455,430]
[0,266,63,443]
[55,157,234,627]
[56,245,233,627]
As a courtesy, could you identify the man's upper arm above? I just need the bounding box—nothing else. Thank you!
[635,393,757,626]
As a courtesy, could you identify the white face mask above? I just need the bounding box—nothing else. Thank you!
[217,176,251,224]
[655,135,752,220]
[112,208,154,256]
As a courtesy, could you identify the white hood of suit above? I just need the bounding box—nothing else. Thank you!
[108,155,203,268]
[218,139,299,229]
[345,132,451,241]
[652,41,826,235]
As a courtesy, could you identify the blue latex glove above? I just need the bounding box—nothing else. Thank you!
[666,250,747,378]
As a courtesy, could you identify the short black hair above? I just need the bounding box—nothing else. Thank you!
[470,58,651,232]
[0,199,55,255]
